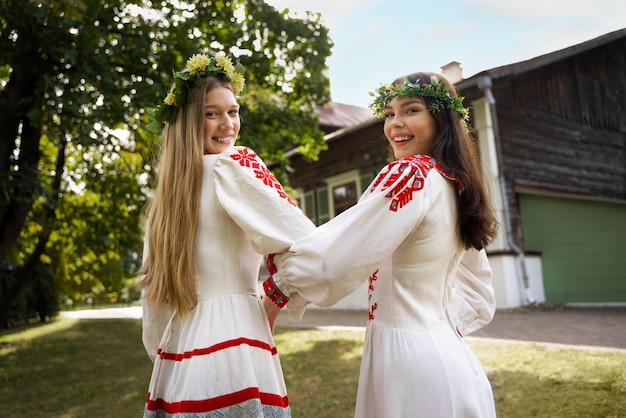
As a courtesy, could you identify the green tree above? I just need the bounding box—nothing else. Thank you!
[0,0,332,327]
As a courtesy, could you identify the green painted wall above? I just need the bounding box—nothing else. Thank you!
[519,193,626,303]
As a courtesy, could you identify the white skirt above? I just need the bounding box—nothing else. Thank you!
[144,293,290,417]
[354,321,496,418]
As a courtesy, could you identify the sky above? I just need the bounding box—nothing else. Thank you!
[265,0,626,108]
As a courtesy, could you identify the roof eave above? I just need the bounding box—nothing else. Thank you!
[457,28,626,90]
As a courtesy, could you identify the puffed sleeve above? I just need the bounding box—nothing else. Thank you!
[265,157,442,317]
[447,247,496,335]
[213,146,316,255]
[141,235,171,363]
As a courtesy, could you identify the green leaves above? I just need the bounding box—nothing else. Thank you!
[145,104,178,134]
[0,0,333,312]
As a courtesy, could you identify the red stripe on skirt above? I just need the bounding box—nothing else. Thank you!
[157,337,278,361]
[146,388,289,413]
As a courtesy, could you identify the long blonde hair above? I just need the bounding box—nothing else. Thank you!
[140,76,235,316]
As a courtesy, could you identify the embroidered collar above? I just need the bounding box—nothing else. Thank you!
[403,155,464,193]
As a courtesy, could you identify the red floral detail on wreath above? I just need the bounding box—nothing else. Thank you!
[231,148,297,206]
[367,269,379,321]
[370,154,461,211]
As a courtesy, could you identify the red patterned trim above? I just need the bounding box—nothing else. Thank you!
[231,148,297,206]
[266,253,277,275]
[263,254,288,308]
[156,337,277,361]
[146,387,289,413]
[368,303,378,321]
[367,269,379,321]
[263,277,289,308]
[371,154,462,211]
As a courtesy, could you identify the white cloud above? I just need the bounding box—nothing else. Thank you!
[465,0,626,20]
[264,0,370,25]
[261,0,626,107]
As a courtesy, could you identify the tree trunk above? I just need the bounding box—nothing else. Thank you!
[0,52,44,261]
[0,140,66,328]
[0,237,48,328]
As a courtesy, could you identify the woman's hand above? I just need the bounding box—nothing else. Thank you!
[262,294,282,334]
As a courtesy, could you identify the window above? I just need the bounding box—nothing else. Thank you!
[298,188,329,225]
[324,170,360,218]
[302,190,316,220]
[296,169,378,226]
[360,172,375,194]
[316,187,330,224]
[332,182,358,216]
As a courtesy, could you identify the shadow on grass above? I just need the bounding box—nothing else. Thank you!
[0,317,152,418]
[490,369,626,418]
[274,328,363,418]
[5,320,623,418]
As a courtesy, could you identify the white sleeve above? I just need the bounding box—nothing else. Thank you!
[141,147,316,356]
[141,289,171,363]
[268,158,439,313]
[140,236,171,363]
[213,146,316,255]
[447,247,496,335]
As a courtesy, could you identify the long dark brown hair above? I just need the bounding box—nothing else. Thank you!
[391,72,498,250]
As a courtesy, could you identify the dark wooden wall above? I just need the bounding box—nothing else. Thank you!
[287,121,388,190]
[461,35,626,245]
[287,33,625,251]
[496,37,625,196]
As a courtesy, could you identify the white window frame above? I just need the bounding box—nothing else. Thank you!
[324,170,361,218]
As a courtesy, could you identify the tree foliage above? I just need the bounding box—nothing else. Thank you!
[0,0,332,326]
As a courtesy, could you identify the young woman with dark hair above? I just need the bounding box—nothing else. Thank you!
[264,72,499,417]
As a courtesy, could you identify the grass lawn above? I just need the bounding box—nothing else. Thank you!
[1,317,625,417]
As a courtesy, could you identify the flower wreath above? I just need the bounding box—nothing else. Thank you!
[146,52,246,133]
[368,75,469,126]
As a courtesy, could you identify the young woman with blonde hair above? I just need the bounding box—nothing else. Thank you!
[140,52,314,417]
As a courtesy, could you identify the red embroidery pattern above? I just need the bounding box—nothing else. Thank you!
[368,303,378,321]
[157,337,278,361]
[231,148,297,206]
[370,155,460,212]
[367,269,379,321]
[264,252,288,307]
[266,254,277,276]
[146,388,289,413]
[263,277,288,308]
[368,269,378,292]
[230,147,258,168]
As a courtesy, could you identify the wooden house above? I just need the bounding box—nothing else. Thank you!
[284,28,626,309]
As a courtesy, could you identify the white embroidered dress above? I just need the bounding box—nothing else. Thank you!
[267,155,497,418]
[142,146,315,418]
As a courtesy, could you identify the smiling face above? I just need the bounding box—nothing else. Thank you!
[203,86,240,155]
[383,96,437,160]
